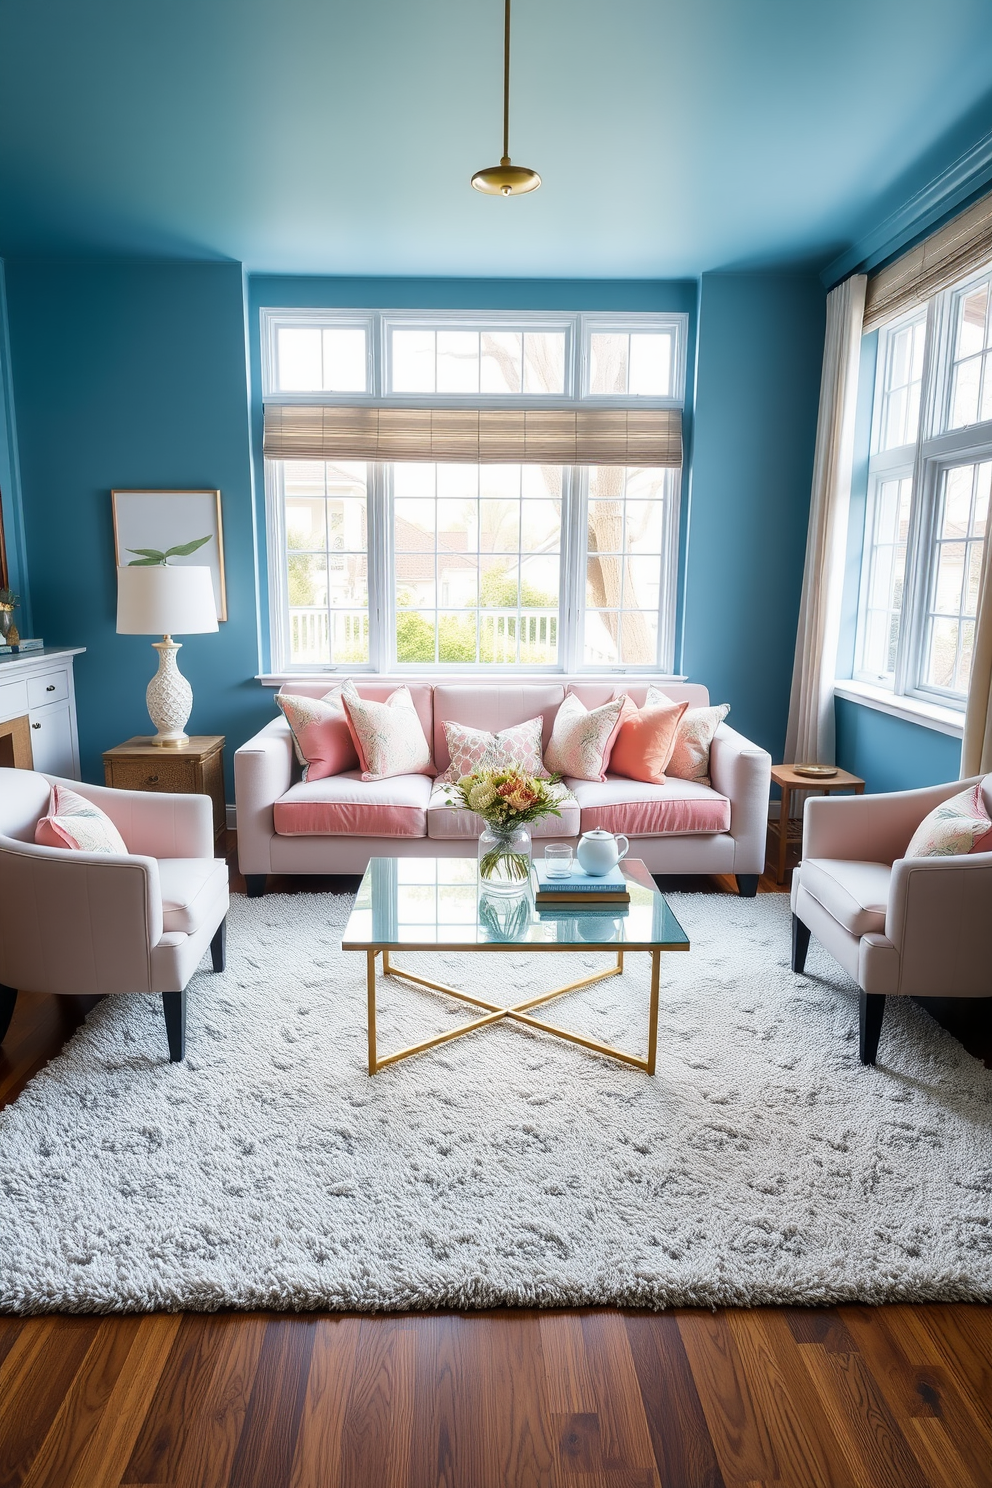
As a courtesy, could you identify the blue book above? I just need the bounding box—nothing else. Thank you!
[534,861,627,892]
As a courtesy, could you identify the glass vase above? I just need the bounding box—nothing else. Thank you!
[477,823,532,896]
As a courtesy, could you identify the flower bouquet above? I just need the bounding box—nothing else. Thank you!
[444,767,564,894]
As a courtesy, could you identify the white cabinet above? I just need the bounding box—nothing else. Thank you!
[0,648,84,779]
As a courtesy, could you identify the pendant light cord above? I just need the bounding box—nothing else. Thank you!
[503,0,511,162]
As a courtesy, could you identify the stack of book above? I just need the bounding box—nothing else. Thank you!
[533,861,630,905]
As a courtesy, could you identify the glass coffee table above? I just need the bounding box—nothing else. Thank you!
[342,857,689,1076]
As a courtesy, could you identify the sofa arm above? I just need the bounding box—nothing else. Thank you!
[234,719,294,876]
[709,725,771,874]
[802,778,980,864]
[884,850,992,997]
[49,775,215,859]
[0,841,163,996]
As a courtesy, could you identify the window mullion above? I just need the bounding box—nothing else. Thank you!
[559,465,583,673]
[368,462,390,672]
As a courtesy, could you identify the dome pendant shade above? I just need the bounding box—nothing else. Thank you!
[471,157,541,196]
[471,0,540,196]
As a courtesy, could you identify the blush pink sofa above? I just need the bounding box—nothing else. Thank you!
[234,682,772,896]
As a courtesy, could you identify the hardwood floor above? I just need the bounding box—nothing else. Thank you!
[1,843,989,1488]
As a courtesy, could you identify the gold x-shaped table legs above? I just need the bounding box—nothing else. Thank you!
[365,947,661,1075]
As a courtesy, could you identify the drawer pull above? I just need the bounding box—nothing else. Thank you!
[147,774,160,784]
[46,684,56,692]
[32,722,41,730]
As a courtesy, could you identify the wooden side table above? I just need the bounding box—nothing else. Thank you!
[768,764,865,884]
[103,735,226,851]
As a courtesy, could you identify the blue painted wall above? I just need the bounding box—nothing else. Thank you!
[682,272,826,759]
[2,260,261,791]
[835,697,961,791]
[0,263,30,628]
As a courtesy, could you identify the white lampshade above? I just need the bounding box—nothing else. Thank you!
[116,565,219,636]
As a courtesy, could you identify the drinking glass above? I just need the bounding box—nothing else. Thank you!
[544,843,573,879]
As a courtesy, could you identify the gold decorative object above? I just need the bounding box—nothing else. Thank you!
[6,622,19,645]
[471,0,541,196]
[793,764,839,779]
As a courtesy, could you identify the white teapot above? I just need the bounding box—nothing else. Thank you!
[576,827,629,877]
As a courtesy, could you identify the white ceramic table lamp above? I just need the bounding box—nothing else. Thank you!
[117,565,219,747]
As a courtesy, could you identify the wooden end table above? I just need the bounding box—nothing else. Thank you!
[769,764,865,885]
[103,734,226,851]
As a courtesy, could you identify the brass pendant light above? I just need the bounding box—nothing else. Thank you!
[471,0,541,196]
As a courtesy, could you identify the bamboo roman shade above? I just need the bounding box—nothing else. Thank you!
[263,404,683,467]
[864,190,992,331]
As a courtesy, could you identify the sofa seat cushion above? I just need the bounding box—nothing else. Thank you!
[273,772,432,837]
[158,858,229,934]
[427,783,580,840]
[799,858,891,937]
[566,775,731,836]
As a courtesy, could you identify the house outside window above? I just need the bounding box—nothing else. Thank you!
[261,310,686,674]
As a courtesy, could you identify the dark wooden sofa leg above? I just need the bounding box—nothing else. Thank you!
[211,917,227,974]
[245,875,266,899]
[859,992,885,1066]
[0,984,18,1043]
[162,989,187,1062]
[791,914,811,974]
[736,874,758,897]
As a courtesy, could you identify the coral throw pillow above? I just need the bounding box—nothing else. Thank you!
[440,716,549,782]
[35,784,128,854]
[609,697,688,785]
[648,688,730,786]
[276,687,358,782]
[905,780,992,858]
[341,682,434,782]
[544,693,633,782]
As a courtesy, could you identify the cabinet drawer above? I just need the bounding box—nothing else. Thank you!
[0,678,29,721]
[27,669,69,709]
[108,757,200,794]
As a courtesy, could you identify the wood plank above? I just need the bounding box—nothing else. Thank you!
[288,1316,361,1488]
[337,1315,417,1488]
[579,1313,657,1477]
[785,1308,859,1354]
[726,1309,854,1488]
[624,1313,725,1488]
[20,1317,143,1488]
[59,1314,182,1488]
[0,1317,102,1488]
[539,1314,597,1415]
[841,1305,945,1419]
[477,1313,557,1488]
[678,1309,780,1485]
[124,1312,225,1483]
[405,1313,490,1488]
[227,1316,316,1488]
[172,1313,268,1488]
[798,1337,931,1488]
[906,1415,992,1488]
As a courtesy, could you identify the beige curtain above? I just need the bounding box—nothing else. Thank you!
[785,274,868,765]
[962,530,992,776]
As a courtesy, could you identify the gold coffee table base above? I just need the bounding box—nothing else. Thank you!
[365,946,662,1075]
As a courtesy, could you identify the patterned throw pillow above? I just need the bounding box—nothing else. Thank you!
[35,784,129,854]
[276,687,358,781]
[341,682,434,782]
[544,693,632,782]
[440,716,549,783]
[905,780,992,858]
[648,688,730,786]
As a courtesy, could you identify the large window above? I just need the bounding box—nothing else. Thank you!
[263,310,687,673]
[854,269,992,706]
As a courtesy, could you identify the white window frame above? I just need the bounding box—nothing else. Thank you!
[854,269,992,711]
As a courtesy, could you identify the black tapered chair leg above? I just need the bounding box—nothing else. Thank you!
[0,984,18,1043]
[245,875,266,899]
[210,917,227,974]
[791,914,812,974]
[162,989,187,1062]
[736,874,758,897]
[859,992,885,1066]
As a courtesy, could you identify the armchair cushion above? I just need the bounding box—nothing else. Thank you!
[35,784,128,855]
[158,858,230,934]
[799,858,891,937]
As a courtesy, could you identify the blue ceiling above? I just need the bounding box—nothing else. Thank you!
[2,0,992,279]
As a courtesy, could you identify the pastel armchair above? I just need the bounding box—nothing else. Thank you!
[790,777,992,1064]
[0,768,229,1061]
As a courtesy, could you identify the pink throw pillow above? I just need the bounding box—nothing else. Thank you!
[544,693,634,782]
[35,784,128,854]
[440,716,549,782]
[609,698,688,785]
[341,682,434,782]
[276,688,358,781]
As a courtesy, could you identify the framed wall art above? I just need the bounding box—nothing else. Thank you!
[112,489,227,621]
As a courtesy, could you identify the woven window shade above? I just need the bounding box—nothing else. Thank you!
[864,190,992,332]
[263,404,682,467]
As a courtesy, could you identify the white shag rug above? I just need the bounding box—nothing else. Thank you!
[1,890,991,1315]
